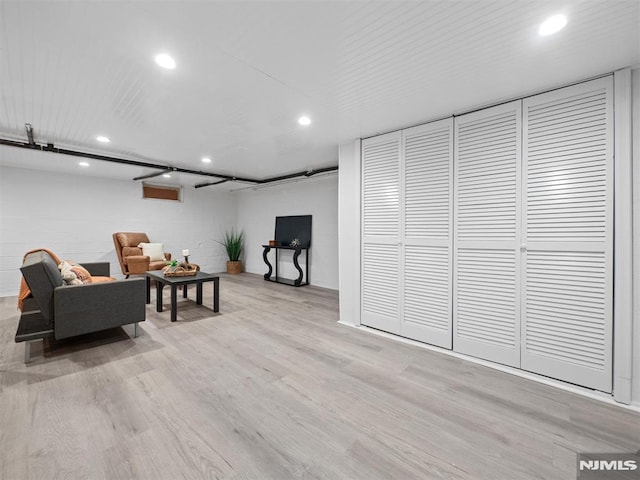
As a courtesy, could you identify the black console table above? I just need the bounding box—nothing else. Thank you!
[262,245,309,287]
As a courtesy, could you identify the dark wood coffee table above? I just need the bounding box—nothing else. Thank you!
[146,270,219,322]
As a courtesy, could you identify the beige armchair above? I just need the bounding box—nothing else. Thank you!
[113,232,171,277]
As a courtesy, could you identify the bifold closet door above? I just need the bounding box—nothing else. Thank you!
[361,132,402,334]
[453,101,522,367]
[521,77,613,392]
[401,119,453,348]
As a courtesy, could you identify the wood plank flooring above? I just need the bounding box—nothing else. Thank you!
[1,273,639,479]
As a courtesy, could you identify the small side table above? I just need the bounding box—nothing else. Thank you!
[262,245,309,287]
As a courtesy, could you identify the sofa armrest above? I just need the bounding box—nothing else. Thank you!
[80,262,110,277]
[53,278,146,339]
[15,310,55,343]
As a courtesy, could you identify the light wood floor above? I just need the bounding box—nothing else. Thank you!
[1,273,639,480]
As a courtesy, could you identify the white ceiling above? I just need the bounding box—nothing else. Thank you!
[0,0,638,189]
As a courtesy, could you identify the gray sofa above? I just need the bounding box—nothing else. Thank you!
[16,250,146,362]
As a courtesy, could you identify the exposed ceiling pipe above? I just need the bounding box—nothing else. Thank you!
[0,134,339,187]
[194,166,340,189]
[258,165,339,184]
[230,169,338,192]
[194,178,230,189]
[132,168,175,181]
[303,166,339,178]
[0,137,258,183]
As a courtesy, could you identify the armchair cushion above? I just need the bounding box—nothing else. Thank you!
[116,232,149,247]
[122,246,143,258]
[149,259,168,270]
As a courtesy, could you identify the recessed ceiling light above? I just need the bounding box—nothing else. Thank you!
[155,53,176,69]
[96,135,110,143]
[78,161,90,167]
[162,173,171,178]
[298,116,311,126]
[539,14,567,36]
[201,157,212,163]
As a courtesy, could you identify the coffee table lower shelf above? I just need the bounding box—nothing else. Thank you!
[145,270,219,322]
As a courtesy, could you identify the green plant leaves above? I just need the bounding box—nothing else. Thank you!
[218,229,244,261]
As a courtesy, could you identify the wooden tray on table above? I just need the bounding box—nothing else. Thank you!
[163,263,200,277]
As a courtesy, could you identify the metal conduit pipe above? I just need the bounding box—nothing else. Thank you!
[0,137,338,187]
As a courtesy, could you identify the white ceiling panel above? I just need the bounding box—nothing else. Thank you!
[0,0,638,186]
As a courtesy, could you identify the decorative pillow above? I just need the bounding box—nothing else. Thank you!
[58,261,93,285]
[138,242,165,261]
[69,263,93,284]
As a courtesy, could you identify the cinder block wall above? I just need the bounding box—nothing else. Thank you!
[0,166,237,296]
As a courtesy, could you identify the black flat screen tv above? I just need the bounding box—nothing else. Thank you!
[275,215,312,248]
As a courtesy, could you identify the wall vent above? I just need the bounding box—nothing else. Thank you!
[142,183,182,202]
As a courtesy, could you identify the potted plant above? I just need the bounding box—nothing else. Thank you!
[218,229,244,274]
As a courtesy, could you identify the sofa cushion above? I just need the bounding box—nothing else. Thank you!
[20,251,64,323]
[116,232,150,248]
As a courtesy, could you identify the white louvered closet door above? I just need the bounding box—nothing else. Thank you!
[453,101,522,367]
[361,132,402,334]
[401,119,453,348]
[521,77,613,392]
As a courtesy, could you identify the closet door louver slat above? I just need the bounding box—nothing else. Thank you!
[453,102,522,367]
[522,77,613,392]
[361,132,402,334]
[401,119,453,348]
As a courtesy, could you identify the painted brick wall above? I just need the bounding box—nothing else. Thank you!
[0,166,237,296]
[235,175,339,290]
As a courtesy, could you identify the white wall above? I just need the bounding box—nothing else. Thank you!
[0,166,236,296]
[235,175,338,290]
[338,140,361,326]
[631,67,640,407]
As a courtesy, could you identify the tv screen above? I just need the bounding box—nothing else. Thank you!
[275,215,312,248]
